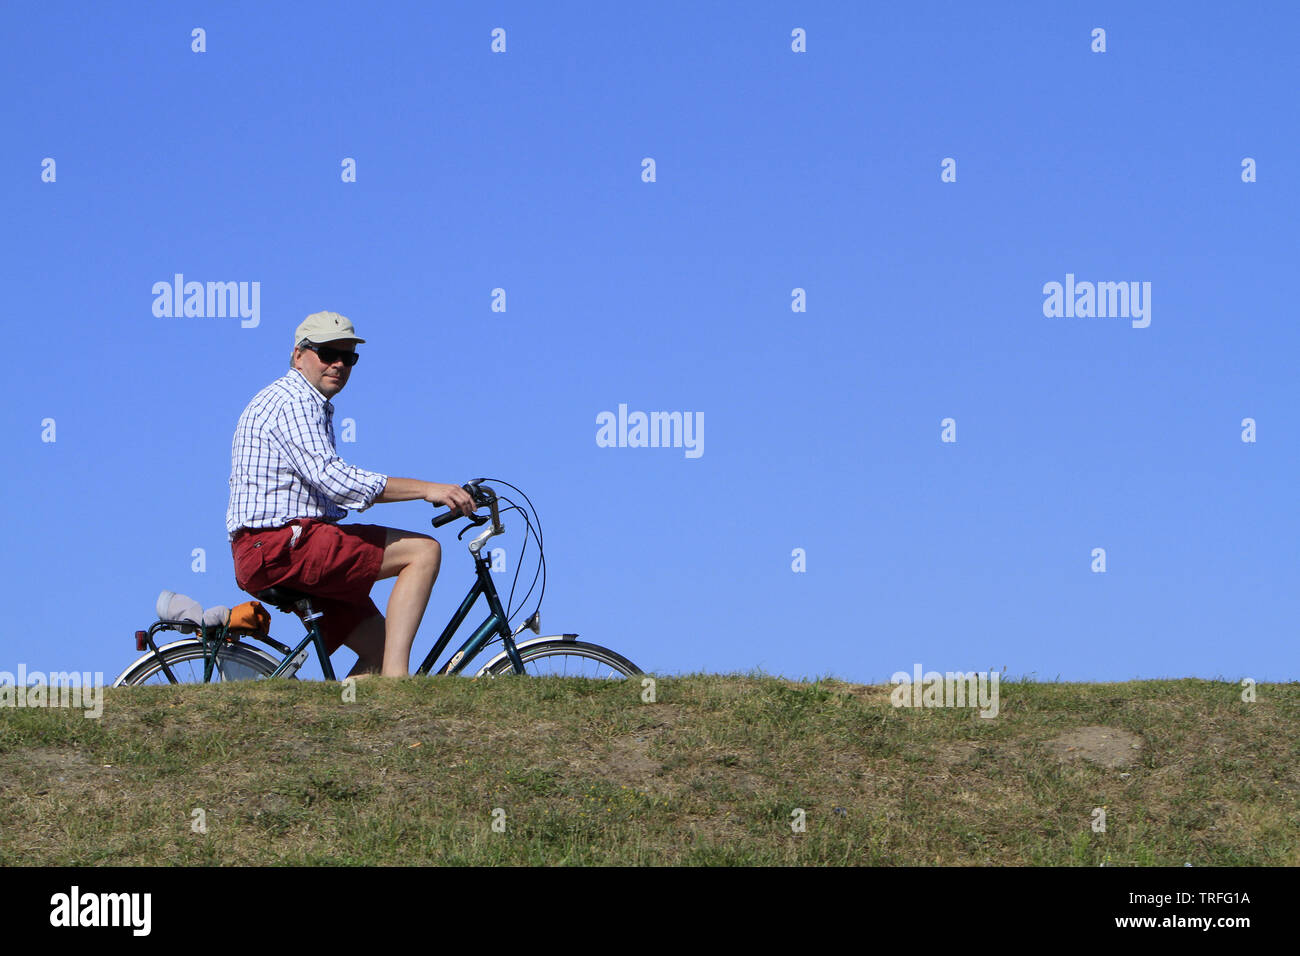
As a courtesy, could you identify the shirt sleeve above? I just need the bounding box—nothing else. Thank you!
[269,402,388,512]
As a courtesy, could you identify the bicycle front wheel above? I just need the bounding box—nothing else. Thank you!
[479,640,642,678]
[113,639,285,686]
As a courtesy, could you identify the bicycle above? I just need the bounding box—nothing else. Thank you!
[113,479,641,685]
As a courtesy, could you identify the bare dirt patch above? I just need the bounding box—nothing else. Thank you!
[600,736,662,785]
[562,705,688,794]
[1045,726,1142,769]
[1,747,124,797]
[933,740,986,767]
[825,681,894,706]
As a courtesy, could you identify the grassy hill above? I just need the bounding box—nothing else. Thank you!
[1,675,1296,865]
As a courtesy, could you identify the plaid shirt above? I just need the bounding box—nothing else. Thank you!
[226,368,388,540]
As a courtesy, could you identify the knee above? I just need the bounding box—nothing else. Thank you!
[414,536,441,574]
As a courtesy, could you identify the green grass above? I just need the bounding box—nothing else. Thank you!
[0,675,1296,865]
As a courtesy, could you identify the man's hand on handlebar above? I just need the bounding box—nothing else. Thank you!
[424,482,478,518]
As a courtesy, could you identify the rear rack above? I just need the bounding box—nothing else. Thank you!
[136,619,293,657]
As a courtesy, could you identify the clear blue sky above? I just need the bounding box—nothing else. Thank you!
[2,1,1296,684]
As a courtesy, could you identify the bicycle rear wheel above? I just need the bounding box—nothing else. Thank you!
[479,640,641,678]
[113,639,285,686]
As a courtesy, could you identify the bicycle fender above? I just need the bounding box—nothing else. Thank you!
[473,634,580,675]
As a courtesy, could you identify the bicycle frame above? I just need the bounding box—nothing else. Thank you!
[412,546,525,676]
[252,544,525,680]
[261,542,531,679]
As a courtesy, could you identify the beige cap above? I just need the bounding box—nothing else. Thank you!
[294,311,366,348]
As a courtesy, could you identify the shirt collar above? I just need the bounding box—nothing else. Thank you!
[286,367,333,410]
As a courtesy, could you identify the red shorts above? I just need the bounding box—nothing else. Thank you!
[231,518,388,655]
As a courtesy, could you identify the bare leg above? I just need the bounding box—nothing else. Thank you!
[375,530,442,677]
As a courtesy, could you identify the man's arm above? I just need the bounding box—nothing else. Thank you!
[377,477,477,516]
[268,404,476,517]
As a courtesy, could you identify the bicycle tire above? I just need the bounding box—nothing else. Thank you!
[478,640,642,678]
[113,639,286,686]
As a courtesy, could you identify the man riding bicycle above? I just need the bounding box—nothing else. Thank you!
[226,311,476,678]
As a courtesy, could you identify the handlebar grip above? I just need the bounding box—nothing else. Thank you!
[431,509,461,528]
[431,480,485,528]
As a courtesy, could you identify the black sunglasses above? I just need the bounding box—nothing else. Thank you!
[301,343,360,367]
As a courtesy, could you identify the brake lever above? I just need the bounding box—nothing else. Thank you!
[456,514,490,540]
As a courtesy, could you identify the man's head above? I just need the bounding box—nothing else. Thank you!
[290,311,366,400]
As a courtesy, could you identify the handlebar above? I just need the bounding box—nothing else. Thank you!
[428,475,547,626]
[431,480,498,530]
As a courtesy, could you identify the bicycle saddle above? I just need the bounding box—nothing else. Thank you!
[253,586,314,612]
